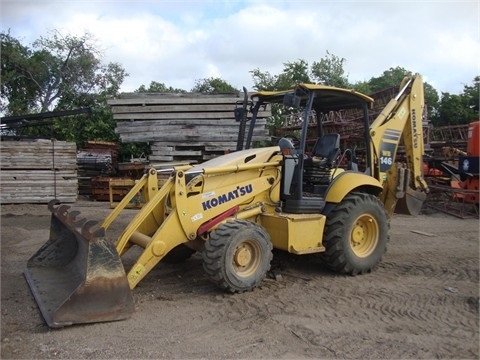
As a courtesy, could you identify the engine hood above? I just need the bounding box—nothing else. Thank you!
[190,146,280,171]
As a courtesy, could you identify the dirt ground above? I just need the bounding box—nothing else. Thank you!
[1,200,478,359]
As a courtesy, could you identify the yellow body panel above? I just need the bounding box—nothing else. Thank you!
[260,213,326,254]
[325,172,383,203]
[178,173,277,239]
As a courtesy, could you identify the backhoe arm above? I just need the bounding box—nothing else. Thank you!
[369,75,429,216]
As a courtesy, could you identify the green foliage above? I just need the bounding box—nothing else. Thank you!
[367,67,413,92]
[434,93,467,126]
[250,53,350,132]
[191,77,238,93]
[118,142,151,163]
[276,59,311,89]
[1,30,129,150]
[462,76,479,114]
[365,67,440,122]
[1,31,39,114]
[423,82,440,122]
[250,53,348,91]
[135,81,186,93]
[311,51,349,88]
[433,76,479,126]
[249,59,457,134]
[250,68,277,91]
[351,80,372,95]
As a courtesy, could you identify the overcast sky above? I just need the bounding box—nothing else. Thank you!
[2,0,479,95]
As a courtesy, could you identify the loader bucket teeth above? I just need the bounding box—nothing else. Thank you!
[395,187,427,216]
[24,200,134,328]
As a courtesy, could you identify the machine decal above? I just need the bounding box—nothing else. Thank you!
[202,184,253,211]
[397,107,407,120]
[202,191,215,199]
[379,141,397,172]
[411,108,419,149]
[378,129,401,172]
[383,128,401,141]
[191,213,203,222]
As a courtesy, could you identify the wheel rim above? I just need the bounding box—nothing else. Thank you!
[350,214,379,257]
[232,239,261,277]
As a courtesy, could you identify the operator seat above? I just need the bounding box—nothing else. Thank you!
[311,133,340,168]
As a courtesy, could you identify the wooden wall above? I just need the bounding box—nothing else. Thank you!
[0,139,77,204]
[108,92,271,162]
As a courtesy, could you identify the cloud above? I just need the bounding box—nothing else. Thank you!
[1,0,478,94]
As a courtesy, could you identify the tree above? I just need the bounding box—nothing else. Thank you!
[435,93,468,126]
[353,66,439,123]
[250,68,277,91]
[1,30,128,149]
[433,76,479,126]
[136,81,186,93]
[311,51,349,88]
[250,55,347,91]
[351,80,372,95]
[366,66,412,93]
[191,77,238,94]
[423,82,440,123]
[462,76,479,115]
[250,54,349,133]
[276,59,311,89]
[1,32,39,115]
[250,54,351,133]
[250,59,313,132]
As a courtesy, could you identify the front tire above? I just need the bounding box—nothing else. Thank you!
[202,220,273,293]
[322,192,389,275]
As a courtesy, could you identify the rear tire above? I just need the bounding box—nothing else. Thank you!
[322,192,389,275]
[202,220,273,293]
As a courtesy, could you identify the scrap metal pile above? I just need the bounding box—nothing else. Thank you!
[422,122,479,218]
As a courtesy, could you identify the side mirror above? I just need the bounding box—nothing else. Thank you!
[283,92,301,108]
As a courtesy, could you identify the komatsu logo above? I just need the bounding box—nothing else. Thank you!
[202,184,253,211]
[412,108,418,149]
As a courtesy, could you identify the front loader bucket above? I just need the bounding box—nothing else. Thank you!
[395,187,427,215]
[24,200,134,328]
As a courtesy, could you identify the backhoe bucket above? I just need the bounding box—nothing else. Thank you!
[395,187,427,216]
[24,201,134,328]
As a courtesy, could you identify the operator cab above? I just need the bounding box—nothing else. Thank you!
[252,84,373,214]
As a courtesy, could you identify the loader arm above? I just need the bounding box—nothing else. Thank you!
[110,154,281,289]
[368,75,429,216]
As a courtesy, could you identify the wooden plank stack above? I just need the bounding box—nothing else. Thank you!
[108,92,271,163]
[0,139,77,204]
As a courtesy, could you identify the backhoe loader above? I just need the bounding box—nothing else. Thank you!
[25,75,429,327]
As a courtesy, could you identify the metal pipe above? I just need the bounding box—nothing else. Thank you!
[235,204,264,220]
[129,231,152,248]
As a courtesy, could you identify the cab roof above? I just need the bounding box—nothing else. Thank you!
[251,83,373,112]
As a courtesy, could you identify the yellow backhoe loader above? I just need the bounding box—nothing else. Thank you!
[25,75,429,327]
